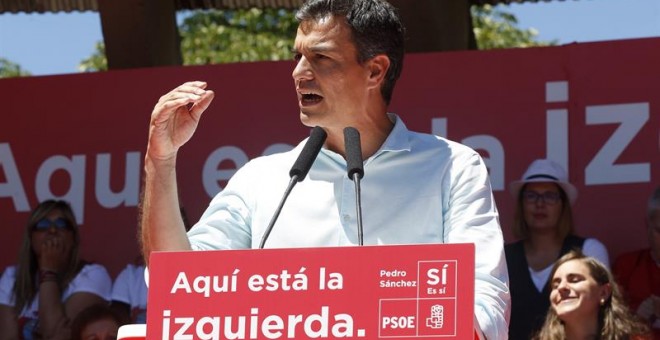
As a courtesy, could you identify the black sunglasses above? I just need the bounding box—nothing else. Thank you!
[33,217,72,231]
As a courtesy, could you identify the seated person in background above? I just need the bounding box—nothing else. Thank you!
[614,186,660,338]
[111,207,186,323]
[505,159,610,339]
[0,200,113,340]
[110,257,147,324]
[533,250,650,340]
[71,304,128,340]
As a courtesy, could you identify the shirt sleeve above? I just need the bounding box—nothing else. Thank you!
[0,266,17,306]
[64,264,113,301]
[111,265,133,304]
[112,265,148,310]
[187,159,257,251]
[583,238,610,269]
[442,150,510,340]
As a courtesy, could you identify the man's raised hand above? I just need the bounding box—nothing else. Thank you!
[147,81,215,161]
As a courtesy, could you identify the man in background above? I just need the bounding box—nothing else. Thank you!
[614,186,660,338]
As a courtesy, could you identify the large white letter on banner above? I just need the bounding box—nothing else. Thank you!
[203,146,249,197]
[0,143,30,211]
[95,152,141,208]
[585,103,650,185]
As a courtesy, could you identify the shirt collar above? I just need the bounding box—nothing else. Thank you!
[378,113,412,153]
[316,113,412,162]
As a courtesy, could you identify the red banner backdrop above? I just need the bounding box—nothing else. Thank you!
[1,37,658,277]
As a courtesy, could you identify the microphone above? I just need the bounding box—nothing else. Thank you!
[289,126,327,181]
[343,127,365,246]
[259,126,327,249]
[344,127,364,180]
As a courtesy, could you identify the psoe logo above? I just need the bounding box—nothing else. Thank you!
[426,304,444,329]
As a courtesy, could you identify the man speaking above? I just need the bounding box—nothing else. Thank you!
[139,0,510,338]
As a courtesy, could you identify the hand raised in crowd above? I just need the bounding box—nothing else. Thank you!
[148,81,215,161]
[38,235,73,273]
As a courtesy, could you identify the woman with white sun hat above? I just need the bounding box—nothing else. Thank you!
[504,159,610,340]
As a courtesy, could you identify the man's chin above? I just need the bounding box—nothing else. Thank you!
[299,111,318,127]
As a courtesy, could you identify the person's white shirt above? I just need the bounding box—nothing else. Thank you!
[186,114,510,340]
[529,238,610,291]
[0,264,112,317]
[111,264,148,323]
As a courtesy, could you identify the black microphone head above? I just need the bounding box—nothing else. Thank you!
[289,126,327,181]
[343,127,364,180]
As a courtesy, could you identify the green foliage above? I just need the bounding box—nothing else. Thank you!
[0,57,31,78]
[79,42,108,72]
[77,5,557,71]
[78,8,298,71]
[180,8,297,65]
[472,4,557,49]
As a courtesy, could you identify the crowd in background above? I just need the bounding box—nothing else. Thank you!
[0,161,657,339]
[0,200,147,340]
[506,160,658,339]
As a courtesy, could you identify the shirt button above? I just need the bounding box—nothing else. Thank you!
[342,214,351,222]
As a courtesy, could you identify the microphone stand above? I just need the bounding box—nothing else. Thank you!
[259,126,327,249]
[259,175,299,249]
[352,173,364,246]
[343,126,365,246]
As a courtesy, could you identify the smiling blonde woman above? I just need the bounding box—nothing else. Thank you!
[533,250,650,340]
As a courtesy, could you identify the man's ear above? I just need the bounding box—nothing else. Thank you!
[366,55,390,89]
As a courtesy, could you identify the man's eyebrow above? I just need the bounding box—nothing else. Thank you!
[292,43,336,55]
[310,44,334,53]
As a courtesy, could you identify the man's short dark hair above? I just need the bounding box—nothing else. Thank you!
[296,0,405,105]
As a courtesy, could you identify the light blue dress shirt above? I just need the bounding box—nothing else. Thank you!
[188,114,510,339]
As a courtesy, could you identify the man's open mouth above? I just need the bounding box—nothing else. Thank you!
[300,92,323,105]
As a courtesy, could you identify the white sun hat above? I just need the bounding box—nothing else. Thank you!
[509,159,578,205]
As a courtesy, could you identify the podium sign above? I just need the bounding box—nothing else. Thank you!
[147,243,474,339]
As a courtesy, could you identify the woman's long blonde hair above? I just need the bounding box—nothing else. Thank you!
[12,200,83,314]
[533,250,650,340]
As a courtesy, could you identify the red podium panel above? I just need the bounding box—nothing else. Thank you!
[147,243,474,339]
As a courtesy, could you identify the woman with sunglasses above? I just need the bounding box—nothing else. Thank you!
[533,250,650,340]
[505,159,610,340]
[0,200,112,340]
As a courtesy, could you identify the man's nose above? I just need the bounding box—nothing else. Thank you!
[292,56,313,83]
